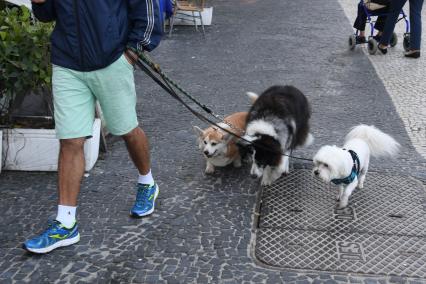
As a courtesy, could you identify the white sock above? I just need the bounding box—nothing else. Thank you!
[138,169,154,186]
[56,205,77,228]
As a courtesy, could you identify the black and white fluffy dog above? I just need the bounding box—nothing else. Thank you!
[241,85,313,186]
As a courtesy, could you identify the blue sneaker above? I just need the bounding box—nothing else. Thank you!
[23,220,80,254]
[131,183,159,217]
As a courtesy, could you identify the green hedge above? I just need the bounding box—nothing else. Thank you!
[0,5,53,121]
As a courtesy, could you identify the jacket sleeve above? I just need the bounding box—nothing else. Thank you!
[127,0,163,52]
[31,0,56,23]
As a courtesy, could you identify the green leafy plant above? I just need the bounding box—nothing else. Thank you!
[0,5,53,126]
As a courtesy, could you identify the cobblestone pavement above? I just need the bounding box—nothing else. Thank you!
[338,0,426,159]
[0,0,425,283]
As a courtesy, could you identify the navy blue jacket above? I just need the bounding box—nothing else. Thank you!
[32,0,162,71]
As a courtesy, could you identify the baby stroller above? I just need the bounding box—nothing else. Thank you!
[349,0,411,54]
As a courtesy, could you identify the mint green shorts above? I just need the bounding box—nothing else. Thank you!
[52,54,138,139]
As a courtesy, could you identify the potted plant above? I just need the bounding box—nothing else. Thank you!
[0,5,100,172]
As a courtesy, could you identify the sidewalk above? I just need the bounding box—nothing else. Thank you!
[0,0,425,283]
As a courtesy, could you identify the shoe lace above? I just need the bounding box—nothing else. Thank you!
[42,220,61,237]
[136,185,151,205]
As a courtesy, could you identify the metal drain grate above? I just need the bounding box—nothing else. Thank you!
[255,170,426,278]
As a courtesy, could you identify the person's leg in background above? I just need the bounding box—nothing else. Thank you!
[374,15,386,38]
[373,7,390,39]
[405,0,424,57]
[378,0,408,53]
[354,2,369,41]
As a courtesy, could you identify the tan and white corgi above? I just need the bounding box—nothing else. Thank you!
[193,112,248,174]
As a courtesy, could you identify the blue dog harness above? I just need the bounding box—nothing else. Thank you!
[331,149,360,185]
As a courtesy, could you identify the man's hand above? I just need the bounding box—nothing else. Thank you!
[124,49,138,66]
[31,0,47,3]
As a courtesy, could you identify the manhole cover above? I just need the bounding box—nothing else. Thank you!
[255,170,426,278]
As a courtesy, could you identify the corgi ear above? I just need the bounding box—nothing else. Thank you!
[193,126,204,137]
[246,92,259,104]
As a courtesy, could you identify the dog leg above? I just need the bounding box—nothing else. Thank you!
[269,167,283,184]
[205,162,215,174]
[336,186,345,201]
[266,157,287,184]
[357,158,369,189]
[233,154,242,168]
[261,167,273,186]
[338,181,357,209]
[282,151,290,174]
[303,133,314,147]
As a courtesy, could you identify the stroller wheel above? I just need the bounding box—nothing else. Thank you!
[390,32,398,47]
[367,38,378,55]
[348,35,356,50]
[403,33,410,52]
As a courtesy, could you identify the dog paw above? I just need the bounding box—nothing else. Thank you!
[261,177,272,186]
[338,200,348,209]
[357,183,364,189]
[283,165,289,173]
[205,165,215,174]
[281,159,290,174]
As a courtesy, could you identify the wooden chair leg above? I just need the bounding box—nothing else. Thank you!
[192,11,198,31]
[199,11,205,36]
[169,14,176,36]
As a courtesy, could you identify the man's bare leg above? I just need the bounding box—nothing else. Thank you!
[54,138,86,228]
[58,138,86,206]
[122,127,151,175]
[123,126,159,217]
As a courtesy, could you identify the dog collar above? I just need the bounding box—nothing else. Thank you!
[331,149,360,185]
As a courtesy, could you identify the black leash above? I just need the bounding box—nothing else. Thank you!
[128,49,314,162]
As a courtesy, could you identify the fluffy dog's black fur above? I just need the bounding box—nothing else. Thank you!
[246,85,311,167]
[251,134,282,167]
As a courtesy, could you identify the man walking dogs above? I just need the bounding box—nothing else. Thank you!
[24,0,162,253]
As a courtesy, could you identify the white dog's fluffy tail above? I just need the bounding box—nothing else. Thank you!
[345,124,400,158]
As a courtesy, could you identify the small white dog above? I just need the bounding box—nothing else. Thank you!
[313,125,400,209]
[193,112,247,174]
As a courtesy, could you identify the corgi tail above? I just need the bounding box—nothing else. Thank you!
[246,92,258,104]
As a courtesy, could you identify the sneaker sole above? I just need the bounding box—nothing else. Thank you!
[24,233,80,254]
[130,184,159,217]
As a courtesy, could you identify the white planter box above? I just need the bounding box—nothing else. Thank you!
[2,119,101,171]
[172,7,213,26]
